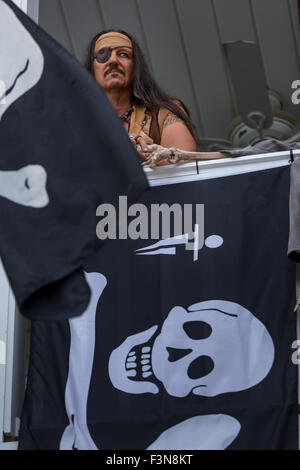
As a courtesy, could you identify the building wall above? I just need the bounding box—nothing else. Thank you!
[38,0,300,142]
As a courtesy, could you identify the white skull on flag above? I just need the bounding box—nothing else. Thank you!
[109,300,275,397]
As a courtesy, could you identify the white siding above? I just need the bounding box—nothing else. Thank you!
[38,0,300,140]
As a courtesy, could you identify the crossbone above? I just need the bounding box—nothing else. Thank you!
[141,144,229,168]
[0,165,49,208]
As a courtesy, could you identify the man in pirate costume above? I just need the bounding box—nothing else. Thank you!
[86,30,198,164]
[86,30,300,164]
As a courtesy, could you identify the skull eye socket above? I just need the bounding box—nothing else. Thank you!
[183,321,212,340]
[188,355,214,379]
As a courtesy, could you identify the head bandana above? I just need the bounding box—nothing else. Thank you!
[94,32,133,63]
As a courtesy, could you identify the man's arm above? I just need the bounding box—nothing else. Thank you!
[160,114,196,152]
[129,114,197,165]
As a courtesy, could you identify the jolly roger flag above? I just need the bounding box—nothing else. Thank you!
[0,0,147,320]
[18,163,298,450]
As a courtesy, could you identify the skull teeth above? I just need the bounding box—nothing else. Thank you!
[127,356,136,362]
[142,372,152,378]
[109,324,159,395]
[126,362,137,369]
[126,369,137,377]
[125,346,153,378]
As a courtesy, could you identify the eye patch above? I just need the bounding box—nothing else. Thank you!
[94,46,132,63]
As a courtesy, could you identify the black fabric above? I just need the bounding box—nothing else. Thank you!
[225,139,300,264]
[19,320,71,449]
[288,157,300,262]
[225,138,300,158]
[19,165,298,450]
[0,0,148,320]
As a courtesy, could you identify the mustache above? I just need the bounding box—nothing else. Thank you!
[104,66,125,77]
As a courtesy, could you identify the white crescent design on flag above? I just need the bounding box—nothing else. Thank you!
[0,0,44,120]
[0,165,49,207]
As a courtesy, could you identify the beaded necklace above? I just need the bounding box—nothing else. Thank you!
[119,107,134,125]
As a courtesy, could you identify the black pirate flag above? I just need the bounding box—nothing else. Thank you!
[19,164,298,450]
[0,0,147,320]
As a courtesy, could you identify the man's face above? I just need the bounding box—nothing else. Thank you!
[93,45,134,93]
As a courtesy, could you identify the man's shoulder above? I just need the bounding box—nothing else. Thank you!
[158,100,186,131]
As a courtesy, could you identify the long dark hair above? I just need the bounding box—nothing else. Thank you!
[85,29,199,144]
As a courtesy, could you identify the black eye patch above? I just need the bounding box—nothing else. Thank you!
[94,46,132,63]
[95,47,112,63]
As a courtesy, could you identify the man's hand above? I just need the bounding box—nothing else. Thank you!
[129,134,150,162]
